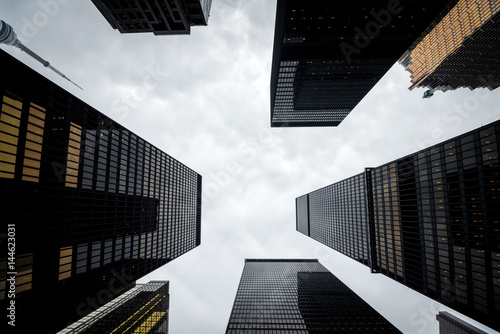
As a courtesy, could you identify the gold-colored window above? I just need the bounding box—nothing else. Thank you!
[0,95,22,179]
[22,103,46,182]
[59,246,73,281]
[406,0,499,87]
[65,122,82,188]
[132,311,167,334]
[16,254,33,294]
[0,253,34,299]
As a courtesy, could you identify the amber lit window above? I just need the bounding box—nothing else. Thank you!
[22,102,46,182]
[0,95,23,179]
[16,254,33,294]
[106,292,165,333]
[65,122,82,188]
[404,0,500,88]
[0,253,34,299]
[133,311,167,333]
[59,246,73,281]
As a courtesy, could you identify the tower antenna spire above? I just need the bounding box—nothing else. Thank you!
[0,19,83,90]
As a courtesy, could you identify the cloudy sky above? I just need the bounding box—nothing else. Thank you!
[2,1,500,333]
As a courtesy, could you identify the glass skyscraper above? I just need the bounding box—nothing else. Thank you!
[399,0,500,93]
[59,281,170,334]
[0,50,202,333]
[91,0,212,35]
[270,0,454,127]
[436,311,487,334]
[296,172,371,268]
[297,120,500,331]
[225,259,401,333]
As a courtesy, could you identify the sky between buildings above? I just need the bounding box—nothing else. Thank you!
[1,1,499,333]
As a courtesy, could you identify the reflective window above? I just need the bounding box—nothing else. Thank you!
[0,95,22,179]
[22,102,46,182]
[59,246,72,281]
[65,122,82,188]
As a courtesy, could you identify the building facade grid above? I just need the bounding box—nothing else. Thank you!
[297,173,370,267]
[436,311,487,334]
[225,259,400,333]
[270,0,453,127]
[400,0,500,91]
[297,120,500,331]
[91,0,212,35]
[0,50,202,333]
[58,281,170,334]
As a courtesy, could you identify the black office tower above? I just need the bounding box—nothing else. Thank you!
[399,0,500,95]
[296,172,372,268]
[0,50,202,333]
[436,311,487,334]
[59,281,170,333]
[225,259,401,333]
[297,120,500,331]
[91,0,212,35]
[270,0,454,127]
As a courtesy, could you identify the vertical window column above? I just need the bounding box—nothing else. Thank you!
[108,130,119,193]
[59,246,73,281]
[82,130,96,190]
[22,102,46,182]
[76,243,88,274]
[96,130,109,191]
[65,122,82,188]
[119,131,128,194]
[0,95,22,179]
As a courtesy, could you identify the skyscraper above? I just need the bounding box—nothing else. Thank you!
[0,50,202,333]
[270,0,454,127]
[59,281,170,334]
[297,120,500,331]
[91,0,212,35]
[436,311,487,334]
[296,172,372,268]
[399,0,500,96]
[225,259,401,333]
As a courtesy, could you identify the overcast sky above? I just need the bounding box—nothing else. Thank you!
[1,1,500,333]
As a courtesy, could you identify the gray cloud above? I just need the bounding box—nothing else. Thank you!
[1,1,499,333]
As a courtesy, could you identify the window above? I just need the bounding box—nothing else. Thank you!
[0,95,22,179]
[103,239,113,265]
[76,243,88,274]
[91,241,101,269]
[59,247,72,281]
[22,102,46,182]
[65,122,82,188]
[115,238,123,261]
[82,130,96,190]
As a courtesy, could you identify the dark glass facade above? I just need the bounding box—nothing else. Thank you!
[59,281,169,334]
[91,0,212,35]
[225,259,400,333]
[297,120,500,331]
[296,173,371,267]
[270,0,453,127]
[436,311,487,334]
[400,0,500,92]
[0,50,202,333]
